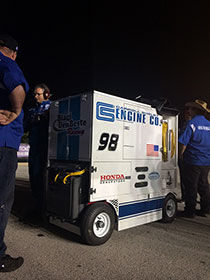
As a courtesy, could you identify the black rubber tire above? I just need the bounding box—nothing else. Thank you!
[80,202,115,245]
[162,193,177,223]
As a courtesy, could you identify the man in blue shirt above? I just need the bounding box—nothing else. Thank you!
[0,35,29,272]
[179,100,210,218]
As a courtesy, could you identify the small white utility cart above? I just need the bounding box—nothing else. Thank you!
[45,91,179,245]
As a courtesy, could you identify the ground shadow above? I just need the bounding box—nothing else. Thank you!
[13,179,84,245]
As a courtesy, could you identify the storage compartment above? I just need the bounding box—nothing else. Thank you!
[46,183,71,219]
[46,162,90,221]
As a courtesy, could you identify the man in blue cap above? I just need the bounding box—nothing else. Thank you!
[0,34,29,272]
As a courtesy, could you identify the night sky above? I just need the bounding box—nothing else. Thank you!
[1,1,210,112]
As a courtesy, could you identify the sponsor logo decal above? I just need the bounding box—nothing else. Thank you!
[53,114,87,136]
[100,174,126,184]
[148,172,160,180]
[96,101,161,126]
[96,102,115,122]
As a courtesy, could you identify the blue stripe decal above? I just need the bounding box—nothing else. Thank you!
[68,96,80,160]
[119,198,164,220]
[119,196,165,206]
[57,99,69,159]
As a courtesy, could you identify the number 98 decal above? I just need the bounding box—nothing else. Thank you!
[98,133,119,151]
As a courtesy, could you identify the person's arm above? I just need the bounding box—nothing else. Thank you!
[178,120,194,160]
[0,85,26,125]
[178,142,186,160]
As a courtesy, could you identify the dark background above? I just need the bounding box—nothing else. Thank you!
[1,1,210,112]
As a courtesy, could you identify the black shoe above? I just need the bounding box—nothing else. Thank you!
[179,211,195,218]
[196,210,210,218]
[0,255,24,272]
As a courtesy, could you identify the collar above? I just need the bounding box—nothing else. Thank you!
[36,100,50,106]
[0,51,16,65]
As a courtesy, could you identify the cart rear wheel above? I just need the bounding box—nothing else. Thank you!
[162,194,177,223]
[80,202,115,245]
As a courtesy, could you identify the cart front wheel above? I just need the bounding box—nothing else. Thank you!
[162,194,177,223]
[80,202,115,245]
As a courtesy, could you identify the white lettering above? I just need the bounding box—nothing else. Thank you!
[198,126,210,131]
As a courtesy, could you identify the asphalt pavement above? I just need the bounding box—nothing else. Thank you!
[1,163,210,280]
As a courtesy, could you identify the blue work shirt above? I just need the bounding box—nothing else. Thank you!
[28,100,50,118]
[24,100,50,154]
[0,51,29,150]
[179,115,210,166]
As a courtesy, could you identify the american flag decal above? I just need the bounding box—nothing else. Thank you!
[146,144,159,157]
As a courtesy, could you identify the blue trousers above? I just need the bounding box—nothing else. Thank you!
[0,147,17,258]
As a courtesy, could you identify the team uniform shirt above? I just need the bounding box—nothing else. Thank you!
[24,100,51,154]
[179,115,210,166]
[0,51,29,150]
[27,100,50,121]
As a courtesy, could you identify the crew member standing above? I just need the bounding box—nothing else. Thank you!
[179,100,210,218]
[24,83,51,219]
[0,34,29,272]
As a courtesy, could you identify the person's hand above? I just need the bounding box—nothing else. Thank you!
[0,85,26,125]
[0,110,18,125]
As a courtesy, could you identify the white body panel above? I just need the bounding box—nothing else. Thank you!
[91,91,178,230]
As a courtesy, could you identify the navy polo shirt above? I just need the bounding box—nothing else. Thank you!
[179,115,210,166]
[0,51,29,150]
[25,100,50,152]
